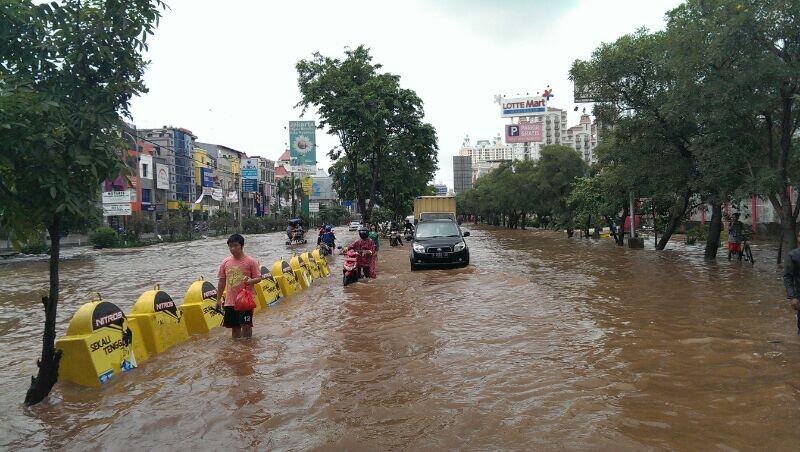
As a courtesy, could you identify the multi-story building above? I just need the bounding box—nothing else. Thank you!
[195,142,245,214]
[563,113,599,164]
[453,155,473,194]
[138,126,197,209]
[256,157,276,214]
[459,135,515,181]
[311,167,339,208]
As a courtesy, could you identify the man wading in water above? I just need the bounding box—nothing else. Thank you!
[783,247,800,334]
[216,234,261,338]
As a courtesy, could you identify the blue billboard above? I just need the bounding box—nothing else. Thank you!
[200,167,214,187]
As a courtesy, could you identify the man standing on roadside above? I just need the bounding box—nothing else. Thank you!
[783,247,800,334]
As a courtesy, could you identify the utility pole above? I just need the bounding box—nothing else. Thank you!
[237,174,242,232]
[290,171,296,218]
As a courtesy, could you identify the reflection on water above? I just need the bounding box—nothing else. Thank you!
[0,227,796,450]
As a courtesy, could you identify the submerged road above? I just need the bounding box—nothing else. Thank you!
[0,225,797,450]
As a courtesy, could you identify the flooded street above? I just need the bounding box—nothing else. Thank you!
[0,226,797,450]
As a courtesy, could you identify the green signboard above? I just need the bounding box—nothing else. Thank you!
[288,121,316,169]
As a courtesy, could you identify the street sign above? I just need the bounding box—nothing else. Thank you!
[242,178,258,192]
[102,190,131,204]
[309,202,319,213]
[102,204,132,216]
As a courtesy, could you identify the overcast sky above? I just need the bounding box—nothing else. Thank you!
[130,0,683,188]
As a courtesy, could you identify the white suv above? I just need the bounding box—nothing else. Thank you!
[348,220,361,231]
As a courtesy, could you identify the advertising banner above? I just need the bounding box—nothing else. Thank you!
[102,204,132,216]
[500,96,547,117]
[139,154,153,180]
[200,167,214,187]
[241,159,258,180]
[226,191,239,203]
[156,164,170,190]
[309,202,320,213]
[211,188,223,202]
[505,122,543,143]
[102,190,132,204]
[301,176,313,196]
[289,121,316,168]
[242,178,258,192]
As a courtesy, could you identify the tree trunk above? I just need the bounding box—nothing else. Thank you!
[25,215,63,406]
[566,228,574,238]
[780,206,797,265]
[584,213,591,238]
[656,187,692,250]
[704,202,723,260]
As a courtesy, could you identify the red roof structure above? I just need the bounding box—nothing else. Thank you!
[275,165,289,179]
[278,149,290,162]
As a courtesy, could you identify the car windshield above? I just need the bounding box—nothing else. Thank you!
[414,221,460,239]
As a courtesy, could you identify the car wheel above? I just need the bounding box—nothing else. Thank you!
[410,262,419,271]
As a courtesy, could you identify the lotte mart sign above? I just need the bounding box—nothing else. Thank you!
[500,96,548,117]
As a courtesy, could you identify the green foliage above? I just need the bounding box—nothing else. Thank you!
[686,223,708,245]
[128,213,155,240]
[317,205,350,226]
[19,242,49,255]
[296,46,438,222]
[89,227,119,249]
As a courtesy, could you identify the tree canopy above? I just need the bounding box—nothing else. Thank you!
[296,46,438,221]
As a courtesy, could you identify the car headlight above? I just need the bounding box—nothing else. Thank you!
[454,241,466,252]
[412,243,425,253]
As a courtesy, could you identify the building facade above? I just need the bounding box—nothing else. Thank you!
[433,184,448,196]
[563,114,599,164]
[138,126,198,209]
[453,155,473,194]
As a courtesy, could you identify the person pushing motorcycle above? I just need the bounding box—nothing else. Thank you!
[344,227,376,278]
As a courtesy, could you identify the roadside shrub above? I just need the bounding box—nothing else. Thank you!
[19,242,50,254]
[242,217,264,234]
[686,223,708,245]
[89,227,119,248]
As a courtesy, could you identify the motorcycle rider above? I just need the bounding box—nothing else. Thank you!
[403,218,414,239]
[319,225,336,251]
[345,227,376,278]
[389,220,403,246]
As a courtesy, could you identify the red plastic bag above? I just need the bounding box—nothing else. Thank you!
[234,289,256,312]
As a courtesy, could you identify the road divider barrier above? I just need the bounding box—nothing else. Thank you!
[301,251,321,279]
[56,247,331,387]
[290,255,312,289]
[56,293,147,387]
[255,265,282,309]
[272,259,302,297]
[128,285,189,356]
[179,278,223,334]
[312,249,331,277]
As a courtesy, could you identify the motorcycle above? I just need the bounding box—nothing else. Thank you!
[318,242,333,256]
[389,230,402,246]
[404,229,414,242]
[342,248,373,286]
[342,249,362,286]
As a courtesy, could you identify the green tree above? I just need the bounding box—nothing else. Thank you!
[535,145,589,236]
[666,0,800,262]
[0,0,164,405]
[296,45,438,221]
[571,28,700,249]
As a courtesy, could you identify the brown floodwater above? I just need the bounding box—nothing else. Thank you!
[0,226,797,450]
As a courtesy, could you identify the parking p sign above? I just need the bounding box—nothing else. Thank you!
[505,122,543,143]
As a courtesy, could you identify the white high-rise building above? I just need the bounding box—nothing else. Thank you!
[563,113,599,164]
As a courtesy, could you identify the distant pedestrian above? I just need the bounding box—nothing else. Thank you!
[726,213,745,260]
[783,247,800,334]
[216,234,261,338]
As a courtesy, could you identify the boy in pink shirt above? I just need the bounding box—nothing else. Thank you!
[215,234,261,338]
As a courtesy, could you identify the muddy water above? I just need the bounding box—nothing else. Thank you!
[0,226,797,450]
